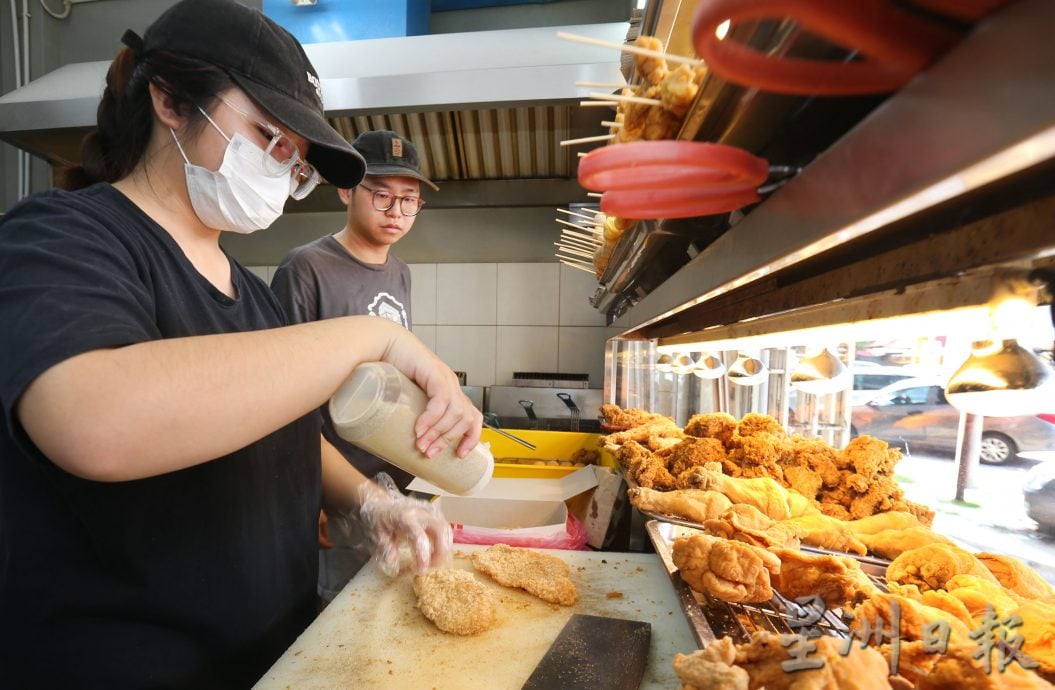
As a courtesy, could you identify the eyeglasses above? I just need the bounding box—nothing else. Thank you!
[358,183,426,216]
[214,96,321,200]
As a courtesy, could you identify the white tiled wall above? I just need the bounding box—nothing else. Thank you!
[248,262,613,388]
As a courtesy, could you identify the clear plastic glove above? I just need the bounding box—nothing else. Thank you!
[358,472,453,577]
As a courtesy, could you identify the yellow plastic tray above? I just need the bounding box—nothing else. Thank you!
[481,429,615,478]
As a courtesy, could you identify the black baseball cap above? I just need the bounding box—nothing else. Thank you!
[352,130,439,191]
[124,0,365,188]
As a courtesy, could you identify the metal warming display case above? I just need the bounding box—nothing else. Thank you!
[601,0,1055,432]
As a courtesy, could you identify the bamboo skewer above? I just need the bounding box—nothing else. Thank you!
[588,91,661,106]
[575,81,626,89]
[577,151,589,158]
[586,192,603,198]
[558,235,600,250]
[556,208,602,223]
[561,230,602,245]
[601,120,623,128]
[579,100,618,107]
[557,30,704,68]
[555,245,595,260]
[556,218,602,235]
[560,133,617,146]
[558,259,596,274]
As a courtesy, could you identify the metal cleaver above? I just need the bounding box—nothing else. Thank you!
[521,613,652,690]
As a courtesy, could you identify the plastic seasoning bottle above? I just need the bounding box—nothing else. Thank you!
[329,362,494,495]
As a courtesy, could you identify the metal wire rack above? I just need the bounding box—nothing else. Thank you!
[646,520,889,647]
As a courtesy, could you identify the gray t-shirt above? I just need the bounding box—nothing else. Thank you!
[271,234,414,489]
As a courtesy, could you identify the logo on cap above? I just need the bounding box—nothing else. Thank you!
[306,71,322,101]
[391,138,403,158]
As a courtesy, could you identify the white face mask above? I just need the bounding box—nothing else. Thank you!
[170,122,290,234]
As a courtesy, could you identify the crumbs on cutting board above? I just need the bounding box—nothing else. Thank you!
[605,591,623,599]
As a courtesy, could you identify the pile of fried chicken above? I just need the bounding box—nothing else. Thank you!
[597,406,1055,687]
[601,405,932,522]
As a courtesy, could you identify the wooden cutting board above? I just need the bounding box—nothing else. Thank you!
[254,546,695,689]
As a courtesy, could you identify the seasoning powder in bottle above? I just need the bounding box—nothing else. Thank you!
[329,362,494,495]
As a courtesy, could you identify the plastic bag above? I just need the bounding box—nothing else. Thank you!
[451,512,590,550]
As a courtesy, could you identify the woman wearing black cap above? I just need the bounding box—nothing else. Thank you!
[0,0,479,686]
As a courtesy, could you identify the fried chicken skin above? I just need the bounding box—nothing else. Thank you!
[470,544,577,606]
[782,512,868,555]
[770,547,881,609]
[847,511,921,536]
[858,526,955,560]
[684,412,738,446]
[672,637,748,690]
[703,504,802,549]
[887,543,1001,592]
[599,403,671,430]
[976,553,1055,603]
[684,466,818,520]
[675,632,893,690]
[852,591,972,646]
[672,532,781,603]
[413,569,497,636]
[628,486,733,523]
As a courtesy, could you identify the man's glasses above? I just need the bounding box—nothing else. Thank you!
[358,183,426,216]
[214,96,321,200]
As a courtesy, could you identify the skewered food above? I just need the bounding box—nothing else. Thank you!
[413,569,497,636]
[470,544,577,606]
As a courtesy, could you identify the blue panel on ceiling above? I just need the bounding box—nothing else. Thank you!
[263,0,429,44]
[432,0,557,10]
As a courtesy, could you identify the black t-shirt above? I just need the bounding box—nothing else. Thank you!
[0,184,321,688]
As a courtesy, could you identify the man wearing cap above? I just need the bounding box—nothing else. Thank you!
[271,130,438,601]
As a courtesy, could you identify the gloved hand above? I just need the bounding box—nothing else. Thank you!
[358,472,453,577]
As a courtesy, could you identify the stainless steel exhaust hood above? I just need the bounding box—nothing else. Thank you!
[0,23,627,206]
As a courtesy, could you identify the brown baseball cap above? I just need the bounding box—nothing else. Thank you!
[352,130,439,191]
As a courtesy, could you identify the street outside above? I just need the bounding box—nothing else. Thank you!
[893,449,1055,585]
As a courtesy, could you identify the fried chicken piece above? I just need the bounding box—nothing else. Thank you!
[903,498,936,526]
[628,486,732,524]
[633,36,668,85]
[703,504,802,549]
[658,63,701,118]
[858,526,955,560]
[672,637,749,690]
[788,435,843,488]
[852,592,972,646]
[642,95,682,140]
[783,465,823,501]
[667,436,728,476]
[840,435,902,477]
[847,511,921,536]
[684,412,739,447]
[599,403,671,429]
[720,631,893,690]
[770,547,881,609]
[976,553,1055,603]
[726,435,785,478]
[413,569,497,636]
[850,475,909,519]
[887,543,1000,592]
[672,533,781,603]
[914,641,1055,690]
[627,451,678,490]
[736,412,788,440]
[782,512,869,555]
[1007,599,1055,679]
[819,502,852,520]
[470,544,577,606]
[887,581,976,627]
[603,418,683,446]
[647,435,685,453]
[684,466,818,520]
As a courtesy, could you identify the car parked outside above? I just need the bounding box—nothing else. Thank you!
[850,364,924,406]
[851,377,1055,464]
[1024,459,1055,533]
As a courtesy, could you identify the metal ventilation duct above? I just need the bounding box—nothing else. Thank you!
[0,23,627,198]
